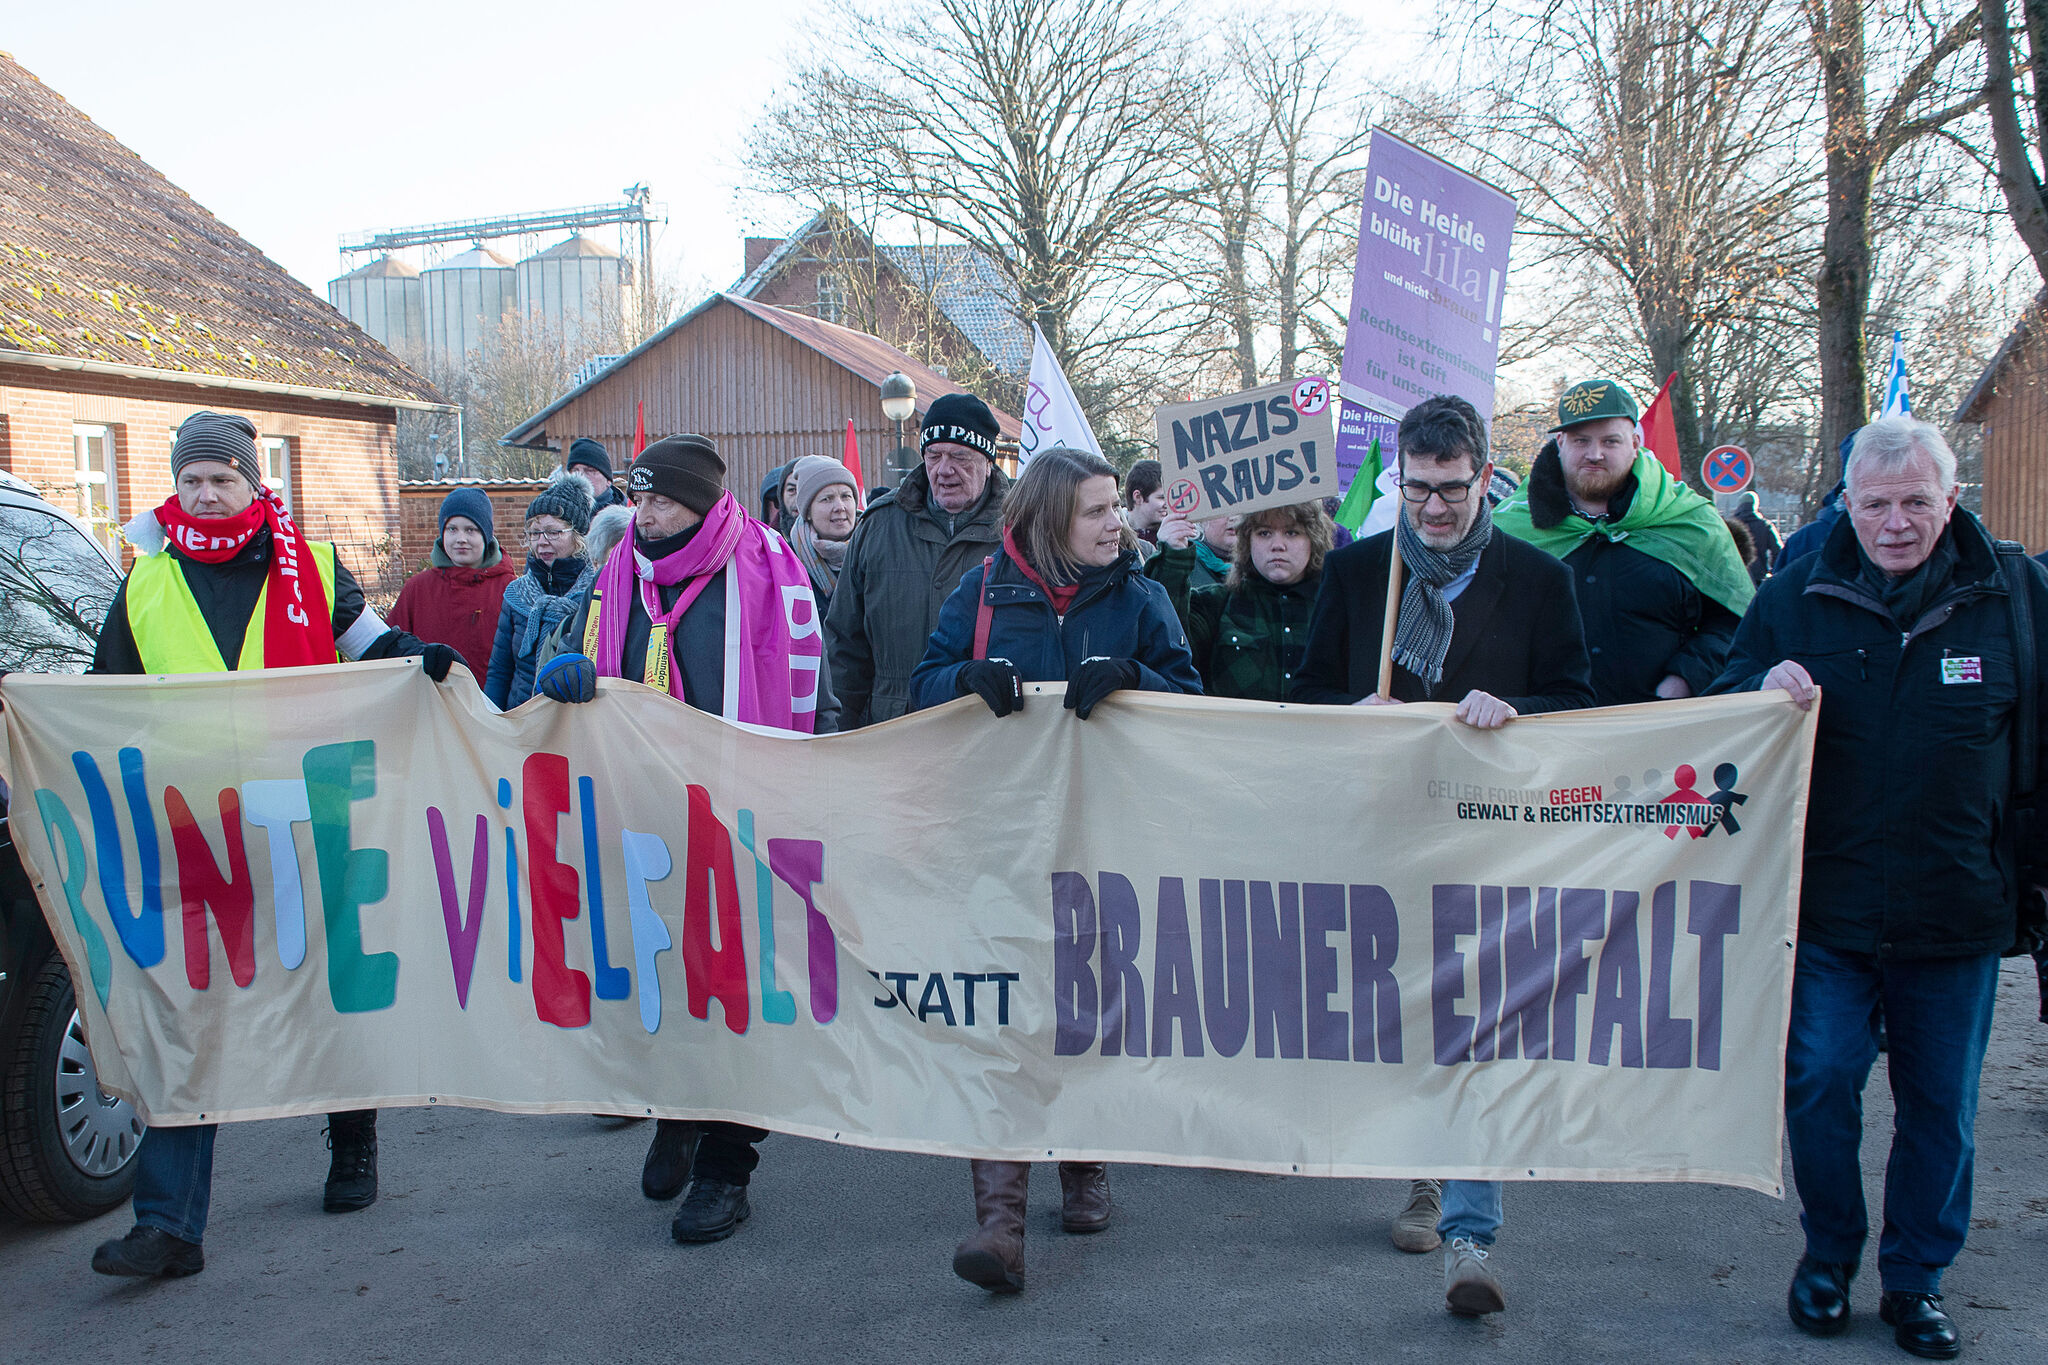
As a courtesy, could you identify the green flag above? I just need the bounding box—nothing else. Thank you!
[1334,438,1381,533]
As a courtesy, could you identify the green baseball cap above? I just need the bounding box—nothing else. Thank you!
[1551,379,1640,431]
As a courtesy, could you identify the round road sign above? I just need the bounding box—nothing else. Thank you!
[1291,376,1330,416]
[1702,445,1753,494]
[1165,478,1201,514]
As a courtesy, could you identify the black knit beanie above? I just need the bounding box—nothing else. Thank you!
[173,411,265,491]
[920,393,999,462]
[525,470,594,535]
[629,434,725,515]
[567,437,614,481]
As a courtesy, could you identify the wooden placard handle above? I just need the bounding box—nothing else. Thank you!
[1376,539,1404,700]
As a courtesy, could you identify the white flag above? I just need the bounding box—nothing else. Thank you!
[1019,323,1100,463]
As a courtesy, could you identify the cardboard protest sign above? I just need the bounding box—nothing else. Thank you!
[1155,376,1337,522]
[5,663,1813,1192]
[1337,130,1516,473]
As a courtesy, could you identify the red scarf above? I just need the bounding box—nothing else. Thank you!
[154,488,335,668]
[1001,526,1080,614]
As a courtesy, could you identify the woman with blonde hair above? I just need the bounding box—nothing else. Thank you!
[910,444,1201,1293]
[484,471,596,708]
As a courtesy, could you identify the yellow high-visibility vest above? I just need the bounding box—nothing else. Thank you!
[126,541,338,672]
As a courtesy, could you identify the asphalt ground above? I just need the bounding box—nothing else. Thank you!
[3,961,2042,1365]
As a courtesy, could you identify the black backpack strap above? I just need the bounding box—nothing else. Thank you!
[1996,540,2037,797]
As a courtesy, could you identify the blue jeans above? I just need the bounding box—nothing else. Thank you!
[1784,942,2000,1293]
[1439,1180,1502,1246]
[132,1123,217,1243]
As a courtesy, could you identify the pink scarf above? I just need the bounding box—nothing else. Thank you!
[591,491,823,733]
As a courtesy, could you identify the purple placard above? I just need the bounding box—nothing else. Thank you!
[1336,402,1399,491]
[1336,130,1516,474]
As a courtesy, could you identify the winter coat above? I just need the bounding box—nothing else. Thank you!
[485,555,594,709]
[387,544,515,679]
[1185,569,1321,702]
[91,527,424,674]
[1734,508,1782,586]
[826,463,1011,727]
[1144,539,1231,625]
[909,546,1203,708]
[1709,509,2048,959]
[1290,528,1595,713]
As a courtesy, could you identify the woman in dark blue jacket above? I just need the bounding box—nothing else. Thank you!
[910,445,1200,1296]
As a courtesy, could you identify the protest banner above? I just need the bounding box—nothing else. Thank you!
[4,664,1813,1192]
[1337,130,1517,471]
[1154,376,1338,522]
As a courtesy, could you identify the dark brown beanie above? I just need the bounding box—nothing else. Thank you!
[628,434,725,514]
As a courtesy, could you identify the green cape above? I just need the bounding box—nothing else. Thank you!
[1492,450,1756,615]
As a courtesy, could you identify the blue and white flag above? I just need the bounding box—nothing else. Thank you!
[1879,331,1911,418]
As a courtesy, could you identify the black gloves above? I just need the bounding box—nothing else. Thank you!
[956,658,1024,717]
[1065,657,1139,719]
[420,643,459,683]
[537,653,599,704]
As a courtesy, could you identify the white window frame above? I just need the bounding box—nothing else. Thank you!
[816,272,845,325]
[71,422,118,545]
[261,436,292,513]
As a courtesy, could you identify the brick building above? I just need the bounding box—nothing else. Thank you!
[0,51,448,595]
[396,478,548,572]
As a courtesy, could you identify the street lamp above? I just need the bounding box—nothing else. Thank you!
[881,371,917,482]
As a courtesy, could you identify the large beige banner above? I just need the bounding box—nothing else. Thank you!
[2,664,1815,1194]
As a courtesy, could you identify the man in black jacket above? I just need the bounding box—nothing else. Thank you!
[1711,416,2048,1360]
[825,393,1010,727]
[88,411,456,1281]
[1292,395,1593,1319]
[1494,381,1752,706]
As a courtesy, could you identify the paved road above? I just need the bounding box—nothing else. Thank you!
[4,963,2042,1365]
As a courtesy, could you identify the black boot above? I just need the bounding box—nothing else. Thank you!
[91,1225,204,1278]
[1879,1291,1961,1360]
[671,1176,750,1243]
[1787,1255,1856,1337]
[642,1120,700,1201]
[323,1110,379,1213]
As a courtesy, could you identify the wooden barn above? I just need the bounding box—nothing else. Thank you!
[1957,288,2048,550]
[499,293,1020,505]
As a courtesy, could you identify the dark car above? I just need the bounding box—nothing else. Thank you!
[0,472,142,1220]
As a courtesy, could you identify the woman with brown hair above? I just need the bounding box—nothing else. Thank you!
[1185,500,1334,701]
[910,445,1201,1293]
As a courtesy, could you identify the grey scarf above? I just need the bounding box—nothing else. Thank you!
[1391,501,1494,691]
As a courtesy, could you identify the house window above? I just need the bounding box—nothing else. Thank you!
[71,422,118,545]
[261,437,292,513]
[816,272,845,325]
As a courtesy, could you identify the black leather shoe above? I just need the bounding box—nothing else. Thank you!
[91,1225,204,1278]
[641,1119,700,1201]
[1879,1291,1961,1360]
[671,1176,750,1243]
[323,1111,379,1212]
[1788,1255,1856,1337]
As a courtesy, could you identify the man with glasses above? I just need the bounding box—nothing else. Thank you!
[1494,380,1753,705]
[826,392,1013,727]
[1292,393,1593,1318]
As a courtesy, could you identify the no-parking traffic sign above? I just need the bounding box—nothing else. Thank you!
[1702,445,1753,494]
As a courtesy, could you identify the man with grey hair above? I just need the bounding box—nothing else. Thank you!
[1711,415,2048,1359]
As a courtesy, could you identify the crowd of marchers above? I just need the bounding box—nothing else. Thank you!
[66,383,2048,1362]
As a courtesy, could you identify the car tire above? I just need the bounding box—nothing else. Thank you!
[0,953,141,1221]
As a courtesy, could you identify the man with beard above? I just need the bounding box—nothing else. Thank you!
[1494,380,1753,706]
[1292,394,1593,1319]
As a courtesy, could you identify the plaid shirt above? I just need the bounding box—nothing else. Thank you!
[1185,570,1321,701]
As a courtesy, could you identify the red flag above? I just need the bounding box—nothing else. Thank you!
[1641,372,1681,478]
[842,419,865,508]
[634,400,647,455]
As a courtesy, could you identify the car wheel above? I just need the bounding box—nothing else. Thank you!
[0,953,142,1220]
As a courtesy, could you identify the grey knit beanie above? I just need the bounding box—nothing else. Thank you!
[788,454,857,522]
[173,411,265,491]
[525,469,594,534]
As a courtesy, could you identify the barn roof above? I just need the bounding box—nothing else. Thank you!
[0,51,443,409]
[501,292,1020,448]
[1958,288,2048,424]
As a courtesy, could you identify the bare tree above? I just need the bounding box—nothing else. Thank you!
[1985,0,2048,283]
[1805,0,1983,460]
[1420,0,1819,482]
[750,0,1192,422]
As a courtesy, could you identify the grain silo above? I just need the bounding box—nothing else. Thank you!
[326,255,425,361]
[422,245,518,369]
[516,235,634,354]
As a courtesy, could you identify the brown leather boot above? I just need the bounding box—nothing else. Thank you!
[1058,1161,1111,1233]
[952,1159,1028,1292]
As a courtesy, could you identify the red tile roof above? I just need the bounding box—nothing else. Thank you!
[0,51,440,405]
